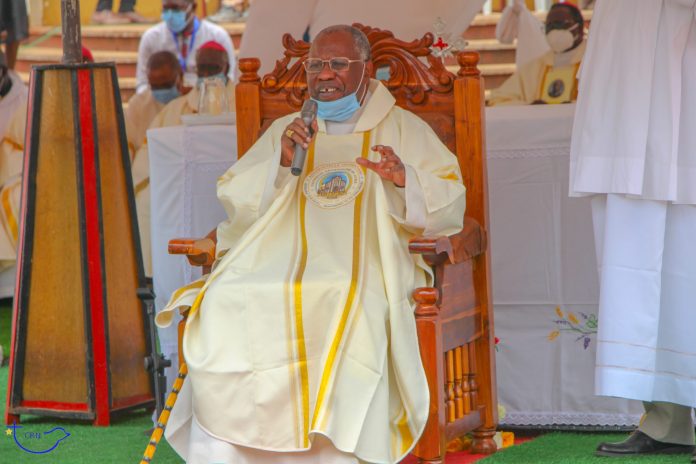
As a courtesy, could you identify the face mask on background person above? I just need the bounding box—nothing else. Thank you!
[162,8,190,33]
[152,86,181,104]
[546,23,579,53]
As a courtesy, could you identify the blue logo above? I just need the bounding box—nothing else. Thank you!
[5,422,71,454]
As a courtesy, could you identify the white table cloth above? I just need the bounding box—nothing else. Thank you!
[148,106,644,427]
[148,124,237,387]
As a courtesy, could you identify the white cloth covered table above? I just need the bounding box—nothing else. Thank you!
[149,106,644,427]
[148,124,237,386]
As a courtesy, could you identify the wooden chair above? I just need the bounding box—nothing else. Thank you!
[169,24,497,463]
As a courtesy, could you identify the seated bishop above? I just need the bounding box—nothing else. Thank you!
[156,25,466,464]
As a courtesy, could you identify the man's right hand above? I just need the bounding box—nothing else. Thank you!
[280,117,317,167]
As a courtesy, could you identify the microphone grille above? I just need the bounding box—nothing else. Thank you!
[301,99,318,118]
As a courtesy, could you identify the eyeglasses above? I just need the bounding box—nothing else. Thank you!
[303,57,363,74]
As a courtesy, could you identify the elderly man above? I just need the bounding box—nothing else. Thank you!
[125,50,183,157]
[488,2,586,106]
[155,25,465,464]
[135,0,235,93]
[132,41,233,277]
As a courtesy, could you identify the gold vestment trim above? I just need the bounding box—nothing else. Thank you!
[311,131,371,429]
[293,140,316,447]
[1,182,18,244]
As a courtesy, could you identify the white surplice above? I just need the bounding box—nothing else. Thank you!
[570,0,696,406]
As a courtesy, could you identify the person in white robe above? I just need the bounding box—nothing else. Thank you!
[125,50,184,158]
[132,41,234,278]
[488,2,585,106]
[135,0,236,93]
[569,0,696,458]
[495,0,549,68]
[0,51,27,271]
[155,25,466,464]
[238,0,486,75]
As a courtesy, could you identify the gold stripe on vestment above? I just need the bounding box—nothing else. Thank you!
[284,185,304,448]
[292,140,316,447]
[1,183,18,244]
[311,130,371,429]
[1,136,22,152]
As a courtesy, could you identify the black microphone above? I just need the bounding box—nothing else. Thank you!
[291,99,318,176]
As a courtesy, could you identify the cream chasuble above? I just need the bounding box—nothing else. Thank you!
[132,81,236,276]
[124,89,165,158]
[0,75,28,270]
[488,40,585,106]
[156,81,466,463]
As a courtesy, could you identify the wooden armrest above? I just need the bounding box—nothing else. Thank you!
[409,217,487,266]
[168,237,217,267]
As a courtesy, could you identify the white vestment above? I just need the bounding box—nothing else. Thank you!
[0,72,28,270]
[156,80,466,463]
[487,40,585,106]
[135,20,236,93]
[570,0,696,406]
[495,0,549,68]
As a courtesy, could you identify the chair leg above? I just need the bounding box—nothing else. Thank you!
[471,427,497,454]
[418,458,444,464]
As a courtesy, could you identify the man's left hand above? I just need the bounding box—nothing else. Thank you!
[356,145,406,188]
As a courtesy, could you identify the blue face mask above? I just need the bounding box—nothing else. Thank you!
[152,86,181,104]
[162,9,189,33]
[311,65,366,122]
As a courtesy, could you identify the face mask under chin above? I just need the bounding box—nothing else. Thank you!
[311,64,367,122]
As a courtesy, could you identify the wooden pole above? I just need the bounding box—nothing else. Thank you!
[61,0,82,64]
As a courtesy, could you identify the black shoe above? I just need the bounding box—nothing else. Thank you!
[596,431,694,457]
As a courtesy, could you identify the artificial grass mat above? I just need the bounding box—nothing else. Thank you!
[1,304,693,464]
[0,303,183,464]
[478,432,693,463]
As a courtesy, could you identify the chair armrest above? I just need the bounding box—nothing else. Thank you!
[408,217,487,266]
[168,237,217,267]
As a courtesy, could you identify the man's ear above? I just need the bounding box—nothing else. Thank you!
[365,61,374,79]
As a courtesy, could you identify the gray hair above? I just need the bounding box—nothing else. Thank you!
[311,25,372,61]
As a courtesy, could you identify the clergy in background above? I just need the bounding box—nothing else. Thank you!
[155,25,465,464]
[125,50,184,158]
[488,2,585,106]
[0,49,27,270]
[570,0,696,459]
[132,40,234,277]
[135,0,236,93]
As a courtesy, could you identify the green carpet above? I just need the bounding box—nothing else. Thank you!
[0,304,183,464]
[479,433,692,464]
[1,304,693,463]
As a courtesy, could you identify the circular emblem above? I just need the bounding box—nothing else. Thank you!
[547,79,565,98]
[303,162,365,209]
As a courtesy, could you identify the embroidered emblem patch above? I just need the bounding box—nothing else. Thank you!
[303,162,365,209]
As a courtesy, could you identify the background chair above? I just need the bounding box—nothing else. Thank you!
[169,24,497,463]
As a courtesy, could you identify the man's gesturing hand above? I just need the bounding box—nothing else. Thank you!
[280,118,318,167]
[356,145,406,187]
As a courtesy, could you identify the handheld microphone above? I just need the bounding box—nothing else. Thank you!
[291,99,318,176]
